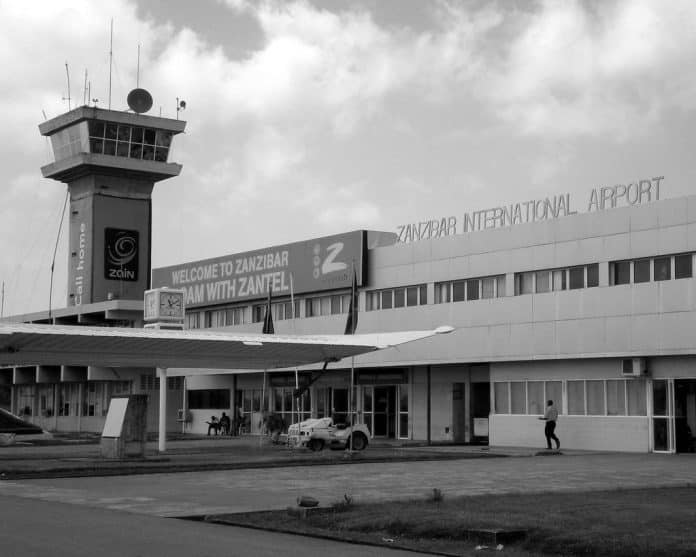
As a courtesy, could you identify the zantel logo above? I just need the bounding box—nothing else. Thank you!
[312,242,347,279]
[104,228,139,281]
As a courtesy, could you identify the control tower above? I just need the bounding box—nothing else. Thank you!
[39,93,186,307]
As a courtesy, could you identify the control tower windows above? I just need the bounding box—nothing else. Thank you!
[88,121,172,162]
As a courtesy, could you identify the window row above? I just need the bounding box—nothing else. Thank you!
[515,264,598,295]
[140,375,183,391]
[252,300,302,323]
[366,284,427,311]
[435,275,505,303]
[15,381,132,418]
[610,253,693,285]
[305,294,350,318]
[493,379,647,417]
[88,121,172,162]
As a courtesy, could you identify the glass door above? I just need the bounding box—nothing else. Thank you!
[652,379,675,452]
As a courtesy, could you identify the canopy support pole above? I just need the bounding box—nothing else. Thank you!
[158,367,167,452]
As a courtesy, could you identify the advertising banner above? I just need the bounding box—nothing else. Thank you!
[104,228,139,281]
[152,231,366,308]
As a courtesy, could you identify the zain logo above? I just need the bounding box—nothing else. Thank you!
[104,228,139,281]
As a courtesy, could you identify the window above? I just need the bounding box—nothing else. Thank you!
[225,307,246,325]
[482,277,495,298]
[613,261,630,285]
[535,271,550,293]
[552,269,566,291]
[586,264,599,287]
[527,381,544,415]
[607,380,626,416]
[452,281,465,302]
[510,382,526,414]
[634,259,650,283]
[381,290,393,309]
[586,380,605,415]
[394,288,405,308]
[188,389,230,409]
[494,383,509,414]
[406,286,419,306]
[627,380,647,416]
[654,257,671,281]
[185,312,201,329]
[546,381,562,413]
[515,272,534,295]
[367,291,380,311]
[675,254,693,279]
[89,121,171,163]
[367,285,425,310]
[569,267,584,290]
[419,284,427,305]
[466,279,479,301]
[567,381,585,415]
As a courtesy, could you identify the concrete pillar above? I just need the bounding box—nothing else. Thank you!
[158,367,167,452]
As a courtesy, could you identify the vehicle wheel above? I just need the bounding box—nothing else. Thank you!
[308,438,324,452]
[349,432,368,451]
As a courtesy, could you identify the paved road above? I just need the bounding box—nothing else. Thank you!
[1,453,695,517]
[0,494,431,557]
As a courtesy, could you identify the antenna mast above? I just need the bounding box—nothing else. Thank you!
[83,69,88,106]
[64,62,71,110]
[136,43,140,87]
[1,281,4,319]
[108,18,113,109]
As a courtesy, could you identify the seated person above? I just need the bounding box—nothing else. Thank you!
[206,415,221,436]
[219,412,231,435]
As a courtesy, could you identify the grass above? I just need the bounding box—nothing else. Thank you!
[208,486,696,556]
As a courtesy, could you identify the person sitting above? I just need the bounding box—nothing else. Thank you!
[206,415,221,436]
[219,412,231,436]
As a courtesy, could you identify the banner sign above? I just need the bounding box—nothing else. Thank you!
[152,231,365,308]
[396,176,664,243]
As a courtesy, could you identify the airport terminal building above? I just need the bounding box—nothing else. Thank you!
[145,184,696,454]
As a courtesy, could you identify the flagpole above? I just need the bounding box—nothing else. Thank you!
[348,261,356,453]
[290,273,299,447]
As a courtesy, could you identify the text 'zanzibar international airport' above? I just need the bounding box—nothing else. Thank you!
[397,176,664,243]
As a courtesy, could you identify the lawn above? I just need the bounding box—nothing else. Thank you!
[207,486,696,556]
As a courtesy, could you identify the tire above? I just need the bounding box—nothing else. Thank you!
[349,432,368,451]
[308,438,325,452]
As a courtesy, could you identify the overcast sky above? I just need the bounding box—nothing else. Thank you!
[1,0,695,316]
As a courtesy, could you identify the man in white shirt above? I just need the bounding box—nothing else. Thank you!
[539,399,560,450]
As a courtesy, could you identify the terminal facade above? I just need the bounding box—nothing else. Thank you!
[1,103,694,453]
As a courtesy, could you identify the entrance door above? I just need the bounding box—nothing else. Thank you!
[452,383,467,443]
[372,386,396,438]
[675,380,696,453]
[652,379,675,452]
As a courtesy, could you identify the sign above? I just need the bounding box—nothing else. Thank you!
[104,228,139,281]
[396,176,664,243]
[151,231,365,308]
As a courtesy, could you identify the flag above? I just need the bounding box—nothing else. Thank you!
[262,286,274,334]
[344,265,358,335]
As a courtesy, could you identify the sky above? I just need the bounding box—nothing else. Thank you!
[1,0,695,316]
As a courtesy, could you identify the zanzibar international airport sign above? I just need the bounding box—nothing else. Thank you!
[396,176,664,243]
[151,231,365,308]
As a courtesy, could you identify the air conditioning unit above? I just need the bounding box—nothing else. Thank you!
[621,358,647,377]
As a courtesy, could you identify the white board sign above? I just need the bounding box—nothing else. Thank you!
[102,397,129,438]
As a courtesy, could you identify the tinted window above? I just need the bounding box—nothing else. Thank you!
[634,259,650,283]
[675,254,692,279]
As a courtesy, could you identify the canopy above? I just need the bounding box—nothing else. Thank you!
[0,323,454,369]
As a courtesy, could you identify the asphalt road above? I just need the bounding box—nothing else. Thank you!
[0,494,431,557]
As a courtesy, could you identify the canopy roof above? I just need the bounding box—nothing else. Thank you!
[0,323,453,369]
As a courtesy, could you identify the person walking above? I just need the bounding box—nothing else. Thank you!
[539,399,560,450]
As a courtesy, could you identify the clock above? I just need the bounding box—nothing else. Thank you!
[143,288,185,322]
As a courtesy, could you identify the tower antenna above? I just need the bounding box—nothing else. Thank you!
[136,43,140,88]
[83,69,88,106]
[108,18,113,109]
[48,191,69,321]
[63,62,71,110]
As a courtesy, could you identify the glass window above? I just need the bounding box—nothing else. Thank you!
[607,380,626,415]
[434,283,448,304]
[586,380,605,415]
[330,295,342,315]
[652,379,668,416]
[569,267,584,289]
[527,381,544,415]
[380,290,392,309]
[320,296,330,315]
[482,277,495,299]
[466,279,479,301]
[452,281,465,302]
[613,261,630,285]
[535,271,550,293]
[545,381,563,413]
[496,275,506,298]
[552,269,566,291]
[567,380,585,415]
[131,127,144,143]
[188,389,231,409]
[394,288,405,308]
[419,284,427,305]
[634,259,650,283]
[654,257,671,281]
[586,264,599,288]
[406,286,418,307]
[627,380,647,416]
[366,292,379,311]
[105,123,118,139]
[675,254,692,279]
[510,382,526,414]
[515,272,534,295]
[494,382,509,414]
